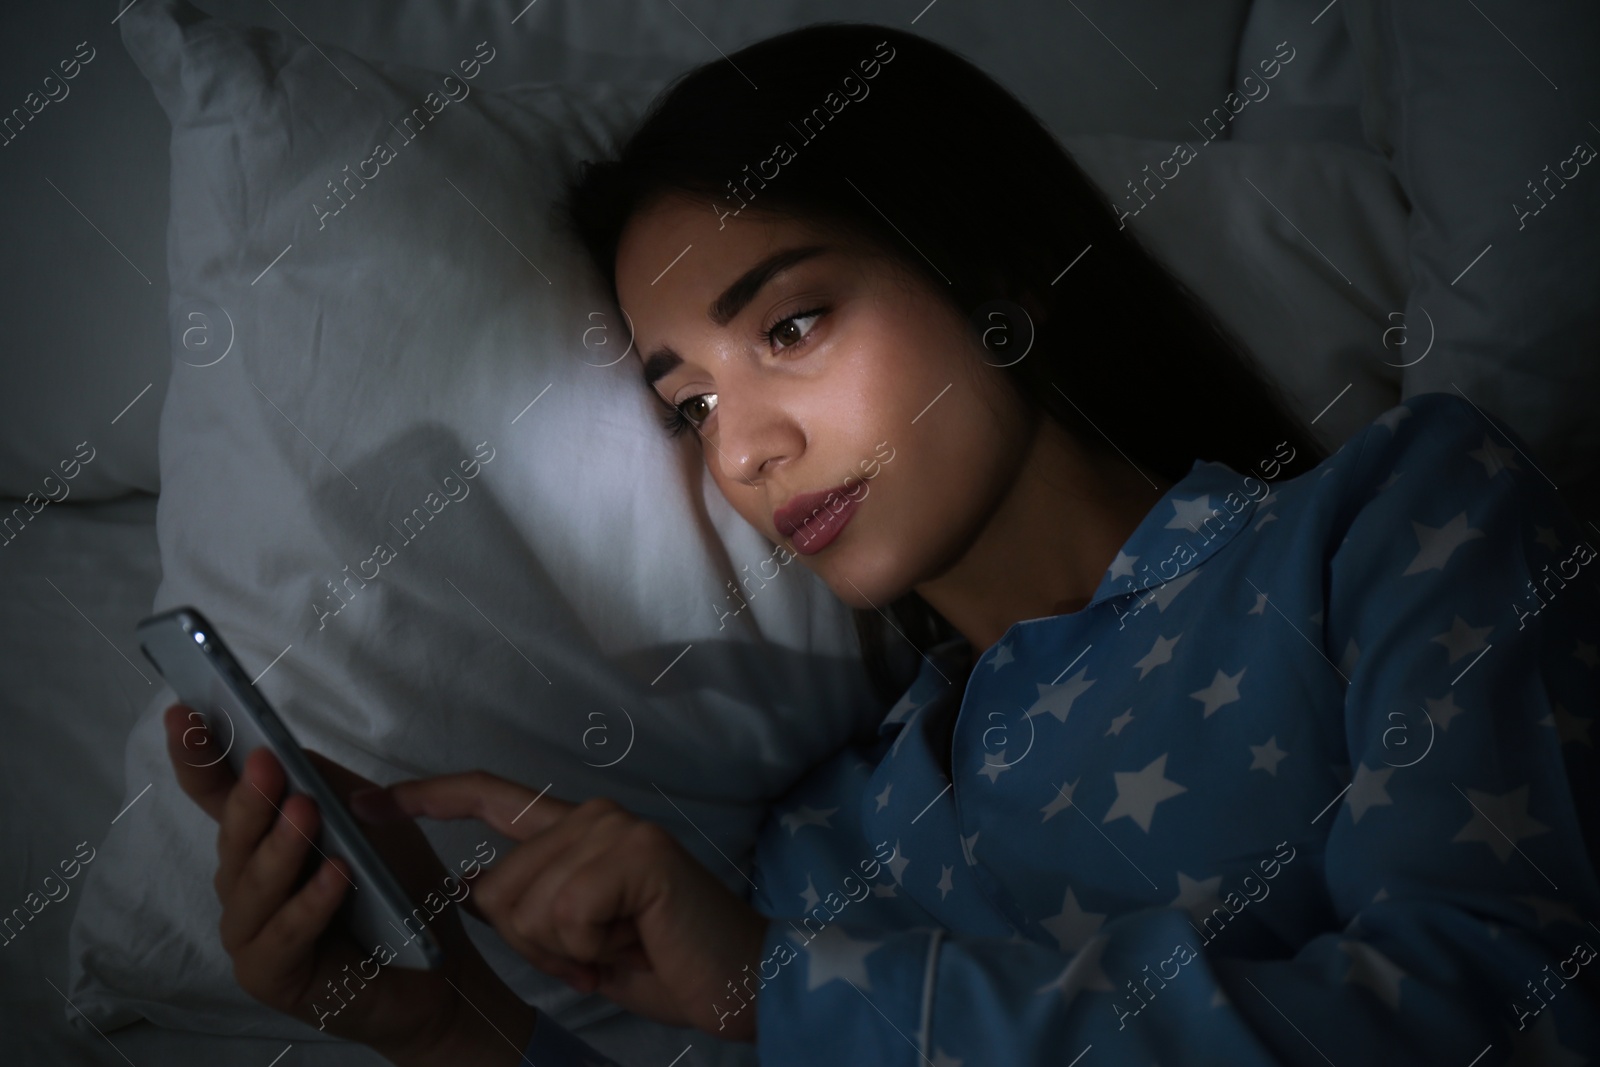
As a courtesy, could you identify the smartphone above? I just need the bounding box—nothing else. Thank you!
[136,606,445,970]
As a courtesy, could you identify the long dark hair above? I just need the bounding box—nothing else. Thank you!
[560,22,1329,709]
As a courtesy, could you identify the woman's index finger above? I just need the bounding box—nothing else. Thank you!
[384,771,568,841]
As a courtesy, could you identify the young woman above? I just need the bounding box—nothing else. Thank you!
[165,22,1600,1067]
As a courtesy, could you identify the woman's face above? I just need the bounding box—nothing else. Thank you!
[616,193,1036,609]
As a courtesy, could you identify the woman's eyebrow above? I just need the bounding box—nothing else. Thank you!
[709,243,830,326]
[641,243,831,390]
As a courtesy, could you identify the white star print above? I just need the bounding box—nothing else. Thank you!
[1027,668,1095,722]
[986,643,1016,671]
[1254,510,1279,532]
[977,750,1012,783]
[1430,614,1493,664]
[886,839,909,884]
[1105,708,1134,736]
[874,783,893,812]
[1452,784,1552,862]
[1041,886,1106,952]
[1249,735,1288,775]
[780,804,838,835]
[789,924,883,991]
[1108,549,1138,581]
[1534,525,1563,554]
[1375,469,1402,492]
[936,865,955,901]
[1337,637,1360,677]
[1345,763,1395,824]
[1167,493,1219,533]
[931,1049,964,1067]
[1133,633,1181,679]
[799,874,820,912]
[1338,940,1408,1010]
[960,831,980,866]
[1103,752,1187,833]
[1540,701,1593,746]
[1248,592,1268,615]
[1041,778,1078,822]
[1168,871,1225,921]
[1426,690,1466,732]
[1468,435,1521,478]
[1190,667,1246,718]
[1402,510,1485,575]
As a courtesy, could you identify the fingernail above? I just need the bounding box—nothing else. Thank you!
[349,787,403,824]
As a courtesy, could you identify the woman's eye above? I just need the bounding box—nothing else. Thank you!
[682,393,717,423]
[761,307,826,351]
[662,392,717,437]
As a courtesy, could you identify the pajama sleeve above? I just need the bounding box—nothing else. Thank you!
[752,393,1600,1066]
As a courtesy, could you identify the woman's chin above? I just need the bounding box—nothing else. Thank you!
[817,558,913,611]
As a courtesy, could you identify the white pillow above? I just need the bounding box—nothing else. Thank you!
[1062,132,1411,449]
[0,0,1255,502]
[1225,0,1367,148]
[1342,0,1600,517]
[68,0,1414,1045]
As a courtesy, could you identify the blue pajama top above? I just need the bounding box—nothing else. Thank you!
[523,391,1600,1066]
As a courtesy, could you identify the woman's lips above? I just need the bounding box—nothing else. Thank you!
[773,485,863,555]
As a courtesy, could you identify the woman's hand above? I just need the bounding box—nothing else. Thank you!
[162,704,536,1067]
[351,771,771,1042]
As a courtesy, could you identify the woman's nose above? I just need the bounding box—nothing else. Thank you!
[711,394,798,487]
